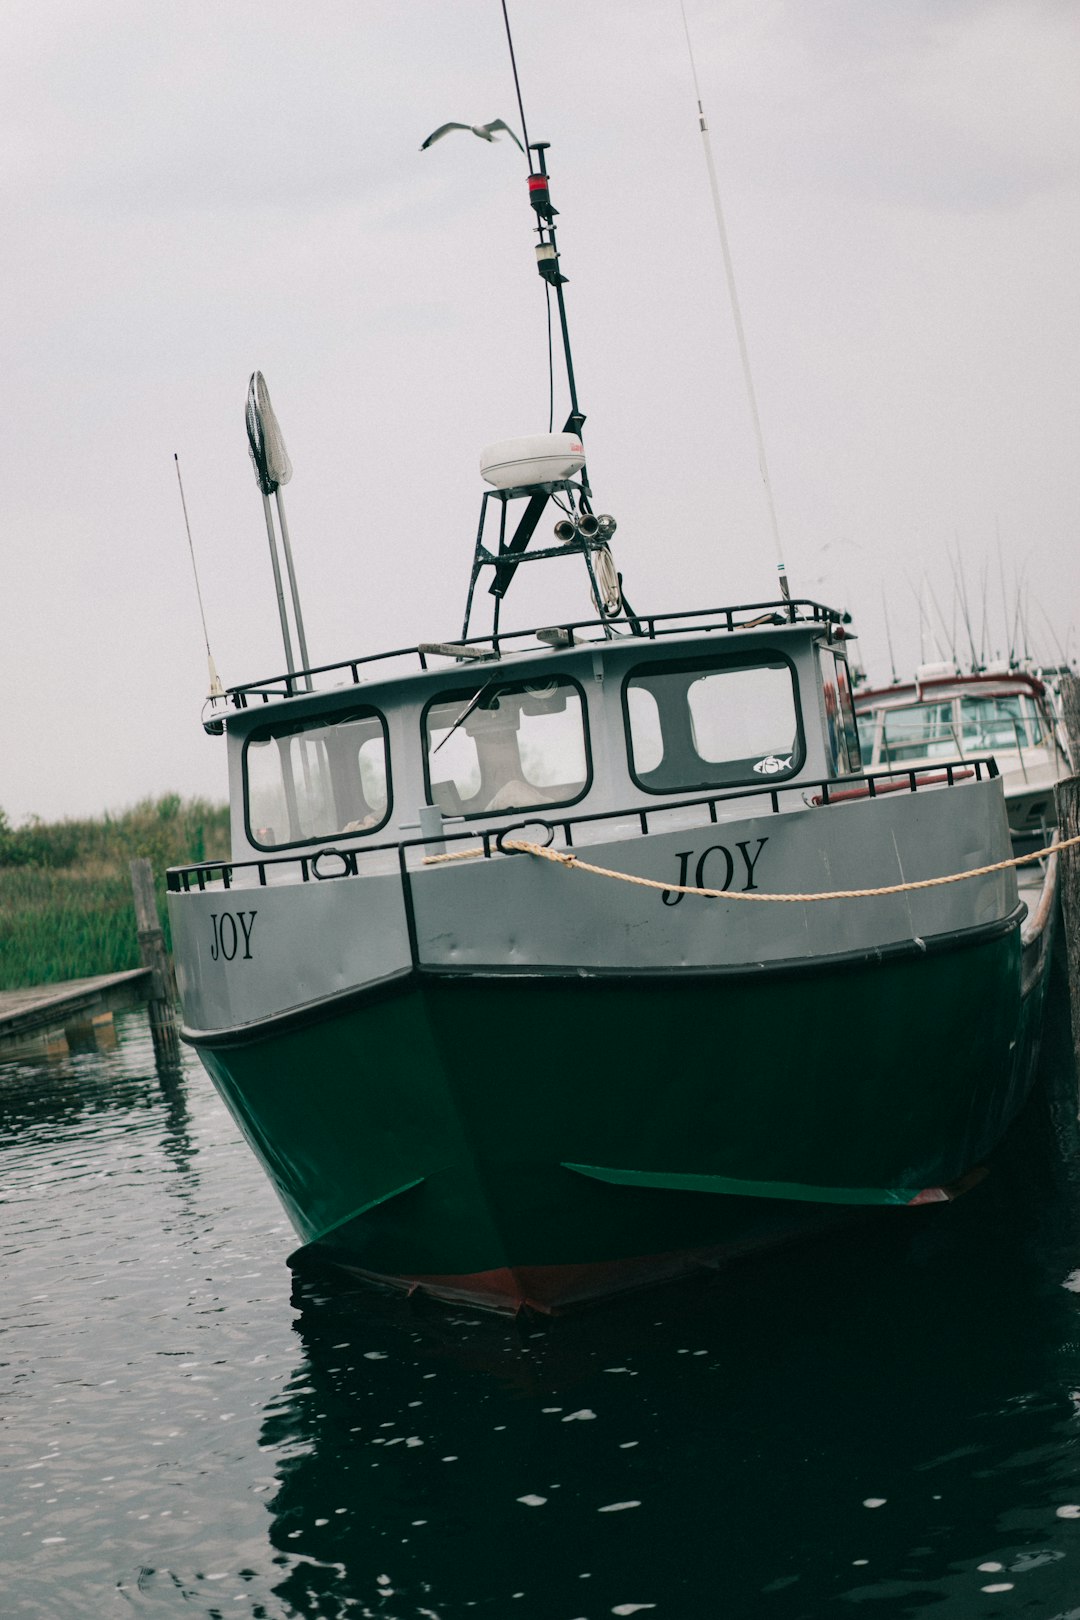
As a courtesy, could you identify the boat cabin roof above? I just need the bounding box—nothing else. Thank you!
[172,586,1015,885]
[219,597,851,723]
[855,669,1047,712]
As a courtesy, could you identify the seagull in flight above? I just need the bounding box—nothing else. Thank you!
[421,118,524,153]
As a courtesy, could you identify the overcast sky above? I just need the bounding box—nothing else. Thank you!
[1,0,1077,824]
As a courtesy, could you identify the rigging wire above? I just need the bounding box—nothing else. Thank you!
[679,0,790,601]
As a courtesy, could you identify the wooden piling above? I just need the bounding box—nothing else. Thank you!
[1060,672,1080,773]
[130,857,181,1064]
[1054,673,1080,1074]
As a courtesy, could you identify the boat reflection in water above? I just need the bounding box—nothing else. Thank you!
[257,982,1080,1617]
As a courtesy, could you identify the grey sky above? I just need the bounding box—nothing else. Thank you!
[1,1,1077,822]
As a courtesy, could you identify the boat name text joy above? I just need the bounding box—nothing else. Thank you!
[209,911,258,962]
[661,839,768,905]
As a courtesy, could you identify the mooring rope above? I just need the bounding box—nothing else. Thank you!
[420,833,1066,904]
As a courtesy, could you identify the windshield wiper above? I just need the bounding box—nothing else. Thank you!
[432,676,504,755]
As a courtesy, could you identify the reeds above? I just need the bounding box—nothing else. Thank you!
[0,796,229,988]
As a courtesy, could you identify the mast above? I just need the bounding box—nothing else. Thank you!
[527,143,585,452]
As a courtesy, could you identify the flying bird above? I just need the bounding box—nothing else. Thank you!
[420,118,524,153]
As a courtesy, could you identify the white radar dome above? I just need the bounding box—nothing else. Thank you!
[480,433,585,491]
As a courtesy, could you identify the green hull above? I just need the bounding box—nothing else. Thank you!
[194,928,1043,1309]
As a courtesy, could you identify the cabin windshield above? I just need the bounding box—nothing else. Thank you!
[624,654,801,792]
[875,691,1048,764]
[877,702,958,763]
[245,707,389,848]
[424,675,589,817]
[959,693,1047,750]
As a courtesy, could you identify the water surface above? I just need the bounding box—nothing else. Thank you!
[3,982,1080,1618]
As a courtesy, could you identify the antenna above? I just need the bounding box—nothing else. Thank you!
[979,562,989,668]
[500,2,580,443]
[880,586,898,683]
[500,0,533,163]
[478,5,634,630]
[1009,556,1030,666]
[174,454,225,701]
[924,573,954,664]
[948,543,979,671]
[526,140,585,444]
[1035,597,1068,668]
[679,1,790,601]
[996,524,1010,664]
[913,576,927,665]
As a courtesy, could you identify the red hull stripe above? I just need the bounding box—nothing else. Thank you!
[336,1221,852,1315]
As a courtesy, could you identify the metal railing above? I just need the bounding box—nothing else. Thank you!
[221,597,848,708]
[166,757,998,894]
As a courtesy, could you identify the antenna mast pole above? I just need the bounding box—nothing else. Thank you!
[527,143,584,441]
[260,489,297,680]
[501,3,586,460]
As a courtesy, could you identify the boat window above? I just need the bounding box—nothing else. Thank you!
[623,655,801,792]
[423,675,589,817]
[877,702,960,763]
[818,648,863,773]
[960,693,1045,751]
[244,706,390,848]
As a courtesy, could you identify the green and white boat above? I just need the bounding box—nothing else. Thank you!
[167,144,1056,1313]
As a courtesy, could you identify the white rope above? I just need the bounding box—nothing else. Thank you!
[497,835,1061,902]
[592,544,622,615]
[422,832,1063,902]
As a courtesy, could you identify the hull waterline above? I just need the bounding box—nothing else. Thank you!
[189,923,1048,1313]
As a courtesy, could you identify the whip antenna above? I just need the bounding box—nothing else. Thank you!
[500,0,533,171]
[881,587,898,684]
[174,454,224,700]
[680,2,790,601]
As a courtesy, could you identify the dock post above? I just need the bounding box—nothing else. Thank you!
[130,858,181,1065]
[1054,673,1080,1074]
[1059,672,1080,773]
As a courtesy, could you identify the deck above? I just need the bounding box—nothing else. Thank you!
[0,969,153,1055]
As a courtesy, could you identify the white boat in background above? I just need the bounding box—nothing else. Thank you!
[855,663,1071,841]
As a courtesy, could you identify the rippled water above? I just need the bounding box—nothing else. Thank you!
[4,978,1080,1619]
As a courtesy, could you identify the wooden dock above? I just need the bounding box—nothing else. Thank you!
[0,969,154,1056]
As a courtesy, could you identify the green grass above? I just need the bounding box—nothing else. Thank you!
[0,795,229,989]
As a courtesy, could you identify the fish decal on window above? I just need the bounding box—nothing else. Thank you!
[752,755,792,775]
